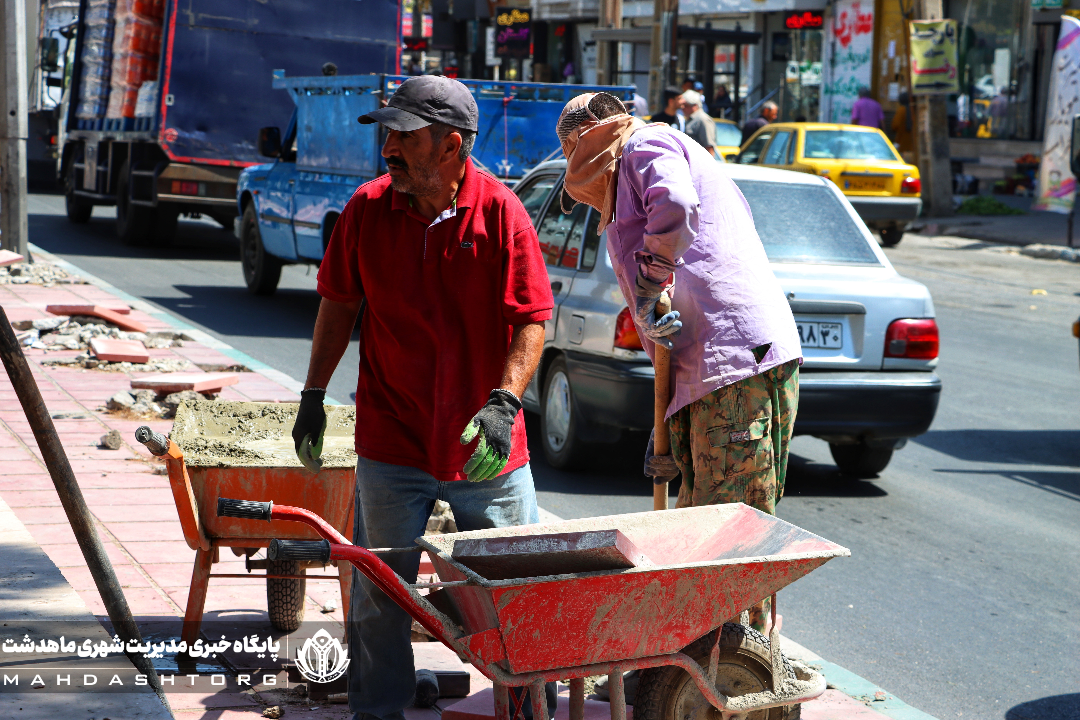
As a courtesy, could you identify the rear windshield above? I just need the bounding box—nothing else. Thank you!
[714,121,743,148]
[803,130,899,161]
[734,179,881,265]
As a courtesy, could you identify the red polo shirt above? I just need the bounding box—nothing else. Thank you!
[317,159,553,481]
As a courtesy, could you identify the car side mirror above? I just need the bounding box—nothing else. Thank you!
[1071,115,1080,179]
[258,127,282,158]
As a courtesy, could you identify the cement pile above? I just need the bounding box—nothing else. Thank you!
[169,400,357,468]
[0,262,86,286]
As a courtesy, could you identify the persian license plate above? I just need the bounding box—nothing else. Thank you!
[797,321,843,349]
[843,176,887,192]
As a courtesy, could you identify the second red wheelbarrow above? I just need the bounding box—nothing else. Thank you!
[215,496,849,720]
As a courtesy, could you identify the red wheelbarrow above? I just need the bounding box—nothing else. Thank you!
[214,496,849,720]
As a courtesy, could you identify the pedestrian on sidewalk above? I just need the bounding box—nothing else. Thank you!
[292,75,554,720]
[741,101,777,145]
[680,90,718,157]
[650,86,686,132]
[554,92,801,632]
[851,86,885,130]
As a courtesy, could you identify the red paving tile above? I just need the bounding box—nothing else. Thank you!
[0,474,56,491]
[4,459,46,473]
[165,584,273,615]
[76,585,179,617]
[142,561,264,589]
[103,519,187,543]
[24,521,81,545]
[124,540,198,566]
[165,690,263,710]
[58,562,156,591]
[91,503,179,523]
[9,505,69,524]
[40,539,132,568]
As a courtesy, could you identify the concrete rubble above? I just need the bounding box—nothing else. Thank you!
[0,261,86,286]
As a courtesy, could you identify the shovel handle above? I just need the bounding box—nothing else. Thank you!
[653,292,672,511]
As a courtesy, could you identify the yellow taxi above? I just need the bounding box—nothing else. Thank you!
[736,122,921,246]
[713,118,743,161]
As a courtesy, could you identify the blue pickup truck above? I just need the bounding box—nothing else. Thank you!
[235,72,634,294]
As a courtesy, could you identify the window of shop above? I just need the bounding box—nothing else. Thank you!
[947,0,1035,140]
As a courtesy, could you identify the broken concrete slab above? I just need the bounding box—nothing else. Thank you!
[0,249,25,266]
[46,304,145,332]
[130,372,240,395]
[89,337,151,364]
[452,529,651,581]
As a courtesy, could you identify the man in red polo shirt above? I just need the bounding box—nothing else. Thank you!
[290,76,553,720]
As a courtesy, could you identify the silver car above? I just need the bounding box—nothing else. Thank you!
[515,160,941,477]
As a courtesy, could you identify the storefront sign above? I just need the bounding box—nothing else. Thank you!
[820,0,874,123]
[785,11,824,30]
[1034,15,1080,213]
[494,7,531,59]
[909,20,959,95]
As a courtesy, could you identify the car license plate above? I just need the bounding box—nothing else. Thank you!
[843,176,887,192]
[797,321,843,349]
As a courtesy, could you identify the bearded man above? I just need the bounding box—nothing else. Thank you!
[291,75,554,720]
[555,92,801,632]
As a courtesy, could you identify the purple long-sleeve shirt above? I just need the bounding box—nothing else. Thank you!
[608,124,801,418]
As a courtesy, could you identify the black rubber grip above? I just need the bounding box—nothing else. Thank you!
[268,538,331,563]
[135,426,169,456]
[217,498,273,521]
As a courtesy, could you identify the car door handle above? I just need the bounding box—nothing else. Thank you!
[550,281,563,293]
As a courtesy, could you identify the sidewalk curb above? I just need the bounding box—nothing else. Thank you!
[807,658,940,720]
[27,242,344,404]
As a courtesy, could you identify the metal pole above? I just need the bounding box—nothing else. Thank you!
[0,306,170,709]
[0,0,30,256]
[1069,205,1075,248]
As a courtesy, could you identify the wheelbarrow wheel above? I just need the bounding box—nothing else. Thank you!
[267,559,306,632]
[634,623,797,720]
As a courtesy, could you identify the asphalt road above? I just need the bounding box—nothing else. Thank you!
[26,197,1080,720]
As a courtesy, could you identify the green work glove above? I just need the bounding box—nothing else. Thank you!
[292,388,327,473]
[459,389,521,482]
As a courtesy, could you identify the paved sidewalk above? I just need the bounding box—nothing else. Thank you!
[914,194,1079,247]
[0,252,937,720]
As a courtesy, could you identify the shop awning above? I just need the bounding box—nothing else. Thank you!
[591,26,762,45]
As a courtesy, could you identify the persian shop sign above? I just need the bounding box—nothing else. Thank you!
[910,19,959,95]
[495,7,531,59]
[785,11,824,30]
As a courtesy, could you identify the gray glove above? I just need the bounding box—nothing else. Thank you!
[634,272,682,350]
[644,428,679,485]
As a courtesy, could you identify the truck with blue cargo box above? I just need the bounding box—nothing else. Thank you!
[59,0,398,246]
[235,73,635,294]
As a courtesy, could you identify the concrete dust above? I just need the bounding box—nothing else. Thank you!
[170,400,357,468]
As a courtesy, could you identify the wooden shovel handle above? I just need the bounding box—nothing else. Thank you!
[653,292,672,511]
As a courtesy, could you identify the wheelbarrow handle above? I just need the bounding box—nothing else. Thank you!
[269,538,331,563]
[135,426,170,456]
[217,497,273,521]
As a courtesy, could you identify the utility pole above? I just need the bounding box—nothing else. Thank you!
[595,0,623,86]
[912,0,952,217]
[647,0,678,113]
[0,0,29,256]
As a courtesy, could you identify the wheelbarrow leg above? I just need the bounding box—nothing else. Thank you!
[569,678,585,720]
[607,670,626,720]
[493,683,511,720]
[182,545,214,646]
[529,679,550,720]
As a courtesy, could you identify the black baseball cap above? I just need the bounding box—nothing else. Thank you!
[358,76,478,132]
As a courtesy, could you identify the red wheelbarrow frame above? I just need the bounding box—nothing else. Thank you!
[232,500,829,720]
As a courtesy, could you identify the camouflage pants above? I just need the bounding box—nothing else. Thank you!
[669,358,799,630]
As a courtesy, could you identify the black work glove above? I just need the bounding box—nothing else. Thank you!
[459,389,522,482]
[644,428,680,484]
[292,388,327,472]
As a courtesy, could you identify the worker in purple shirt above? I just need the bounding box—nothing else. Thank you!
[555,92,801,634]
[850,86,885,129]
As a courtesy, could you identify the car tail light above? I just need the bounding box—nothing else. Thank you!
[901,176,921,194]
[614,307,643,350]
[885,318,938,359]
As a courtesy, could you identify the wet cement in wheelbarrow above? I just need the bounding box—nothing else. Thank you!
[169,400,357,468]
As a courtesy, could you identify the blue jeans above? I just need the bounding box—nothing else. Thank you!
[348,457,539,720]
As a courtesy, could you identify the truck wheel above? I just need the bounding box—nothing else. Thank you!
[635,623,796,720]
[879,227,903,247]
[116,167,153,246]
[540,356,588,470]
[64,160,93,224]
[829,441,893,478]
[267,559,306,633]
[241,204,282,295]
